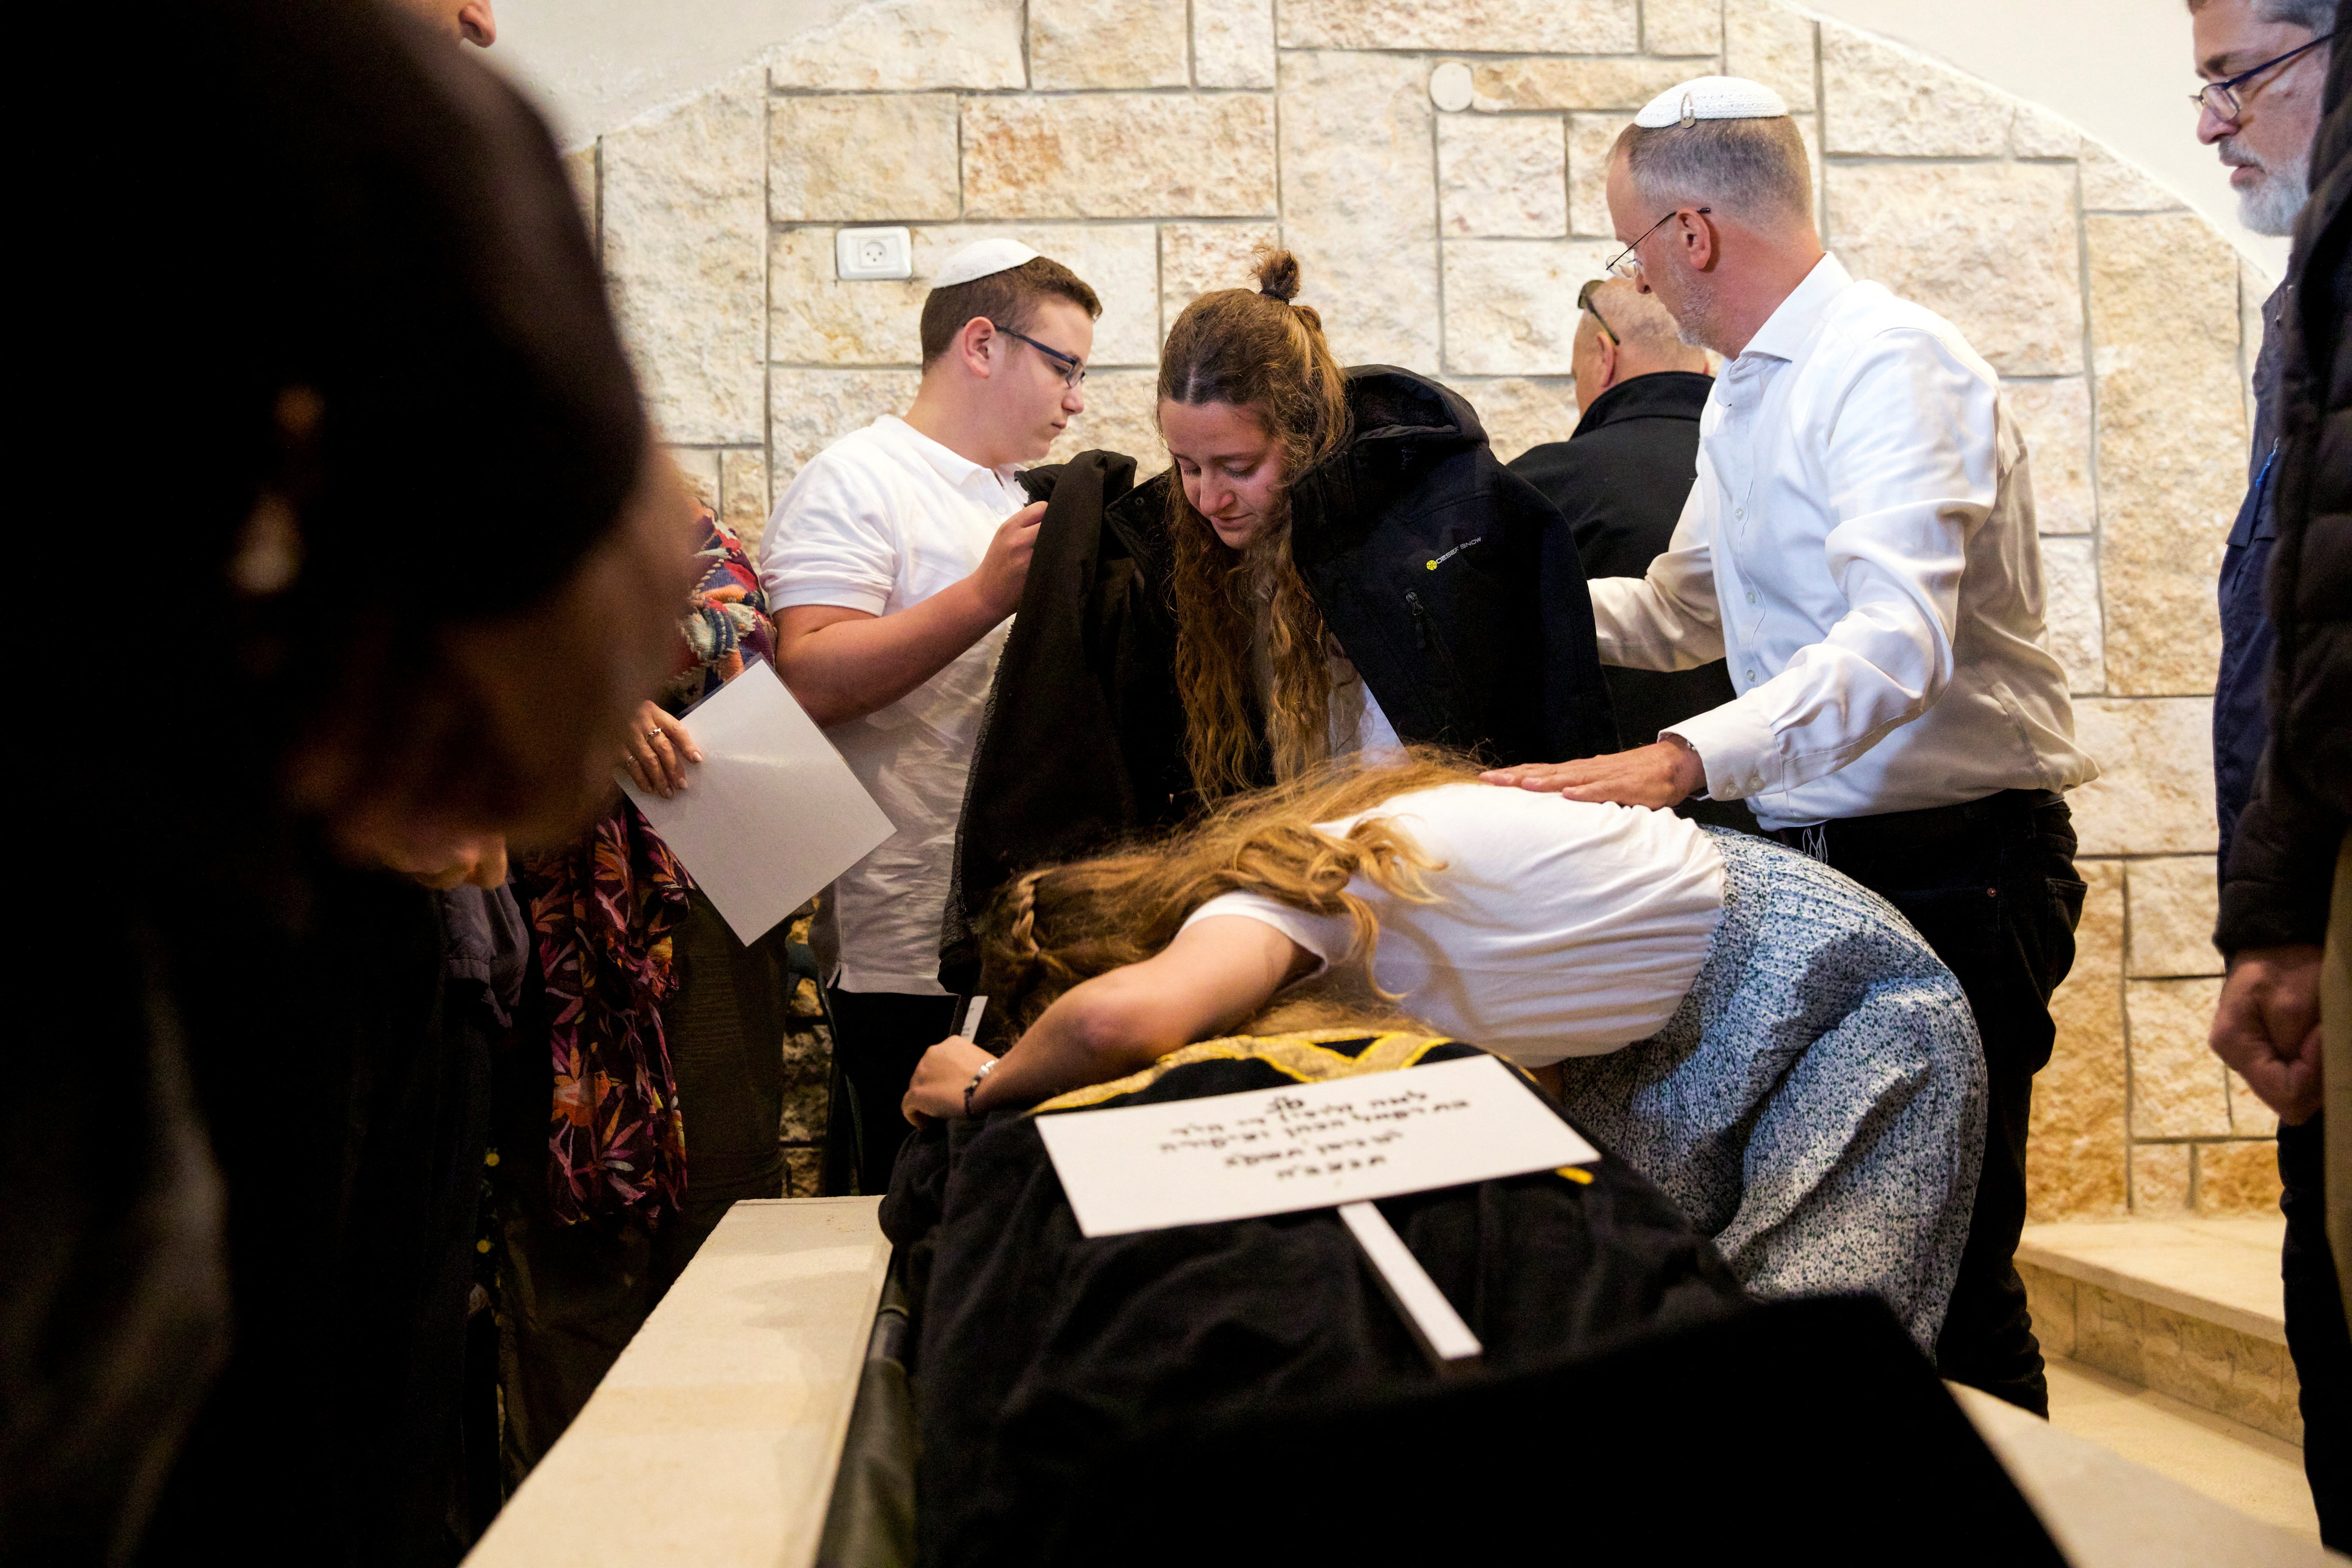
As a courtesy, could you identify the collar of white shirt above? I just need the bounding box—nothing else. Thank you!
[1737,252,1854,366]
[872,412,1021,499]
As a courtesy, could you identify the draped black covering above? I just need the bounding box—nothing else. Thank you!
[879,1033,1748,1568]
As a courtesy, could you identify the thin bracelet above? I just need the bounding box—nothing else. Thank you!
[963,1057,998,1118]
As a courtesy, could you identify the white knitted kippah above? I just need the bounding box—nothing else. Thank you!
[1632,75,1790,129]
[931,238,1040,288]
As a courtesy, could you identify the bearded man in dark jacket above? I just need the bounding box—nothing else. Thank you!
[2207,0,2352,1545]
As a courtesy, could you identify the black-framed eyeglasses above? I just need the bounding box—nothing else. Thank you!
[1604,206,1710,280]
[988,320,1087,388]
[1576,278,1618,344]
[2192,31,2334,121]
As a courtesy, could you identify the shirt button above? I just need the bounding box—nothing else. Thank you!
[1745,589,1758,605]
[1744,669,1757,684]
[1735,508,1745,520]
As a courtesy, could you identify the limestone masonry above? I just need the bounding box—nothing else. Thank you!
[562,0,2275,1223]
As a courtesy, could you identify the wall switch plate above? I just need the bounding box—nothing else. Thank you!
[836,226,913,281]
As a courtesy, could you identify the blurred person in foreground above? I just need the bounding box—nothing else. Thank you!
[1,0,697,1562]
[1508,278,1753,833]
[2202,0,2350,1545]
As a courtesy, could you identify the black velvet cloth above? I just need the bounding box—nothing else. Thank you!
[940,450,1191,989]
[1040,1294,2066,1567]
[879,1036,1748,1568]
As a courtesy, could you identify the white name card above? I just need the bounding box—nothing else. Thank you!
[1035,1052,1599,1238]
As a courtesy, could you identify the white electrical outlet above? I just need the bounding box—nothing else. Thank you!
[836,226,913,281]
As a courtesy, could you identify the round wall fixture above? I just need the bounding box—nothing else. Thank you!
[1428,60,1474,113]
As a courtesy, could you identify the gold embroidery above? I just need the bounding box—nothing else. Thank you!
[1031,1028,1460,1114]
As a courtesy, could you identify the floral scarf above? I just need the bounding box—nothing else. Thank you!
[518,507,776,1224]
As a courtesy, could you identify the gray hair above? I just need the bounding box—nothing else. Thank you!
[2187,0,2335,29]
[1581,277,1705,366]
[1612,115,1814,230]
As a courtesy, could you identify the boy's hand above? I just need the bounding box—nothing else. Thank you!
[972,502,1046,620]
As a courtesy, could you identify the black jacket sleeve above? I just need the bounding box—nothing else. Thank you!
[941,451,1189,990]
[2219,746,2344,951]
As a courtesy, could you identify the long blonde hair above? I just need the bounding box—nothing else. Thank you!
[978,749,1483,1037]
[1158,248,1353,799]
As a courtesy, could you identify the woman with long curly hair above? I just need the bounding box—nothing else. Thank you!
[906,750,1987,1349]
[1155,249,1620,798]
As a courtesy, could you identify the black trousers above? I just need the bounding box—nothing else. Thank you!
[2281,1115,2350,1548]
[1776,789,2083,1416]
[826,988,965,1195]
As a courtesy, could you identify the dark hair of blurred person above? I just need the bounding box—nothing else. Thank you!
[2,0,697,1562]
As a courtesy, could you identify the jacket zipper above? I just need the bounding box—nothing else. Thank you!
[1405,589,1432,650]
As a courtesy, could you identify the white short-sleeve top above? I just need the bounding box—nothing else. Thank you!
[757,414,1027,994]
[1182,784,1726,1066]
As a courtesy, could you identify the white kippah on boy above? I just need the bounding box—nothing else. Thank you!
[758,238,1101,1190]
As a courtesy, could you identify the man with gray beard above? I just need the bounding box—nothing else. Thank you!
[2193,0,2334,882]
[2190,0,2345,1545]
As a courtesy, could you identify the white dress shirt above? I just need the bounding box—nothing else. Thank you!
[758,414,1026,994]
[1184,783,1725,1066]
[1588,253,2096,830]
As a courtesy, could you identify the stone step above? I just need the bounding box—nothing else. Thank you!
[2017,1217,2302,1446]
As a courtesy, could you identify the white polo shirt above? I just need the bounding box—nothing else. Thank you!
[1587,253,2098,830]
[759,414,1026,994]
[1183,783,1724,1066]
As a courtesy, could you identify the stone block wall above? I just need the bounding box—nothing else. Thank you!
[563,0,2274,1222]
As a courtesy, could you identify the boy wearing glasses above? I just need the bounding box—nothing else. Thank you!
[761,238,1099,1192]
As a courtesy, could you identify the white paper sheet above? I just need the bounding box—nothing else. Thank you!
[1034,1053,1598,1238]
[618,661,893,946]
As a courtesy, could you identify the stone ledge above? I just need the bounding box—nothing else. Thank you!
[2019,1218,2286,1344]
[463,1197,889,1568]
[2017,1217,2300,1448]
[1951,1378,2326,1563]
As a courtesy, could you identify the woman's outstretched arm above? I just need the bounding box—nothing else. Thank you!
[902,916,1313,1122]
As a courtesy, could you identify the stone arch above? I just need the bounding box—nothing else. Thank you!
[571,0,2269,1222]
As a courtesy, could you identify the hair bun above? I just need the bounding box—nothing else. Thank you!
[1254,247,1304,304]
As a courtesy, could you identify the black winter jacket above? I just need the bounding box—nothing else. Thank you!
[2218,11,2352,952]
[1287,367,1619,766]
[940,369,1619,987]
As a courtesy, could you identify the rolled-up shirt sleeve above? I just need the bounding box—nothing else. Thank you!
[1665,331,1991,800]
[758,460,899,617]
